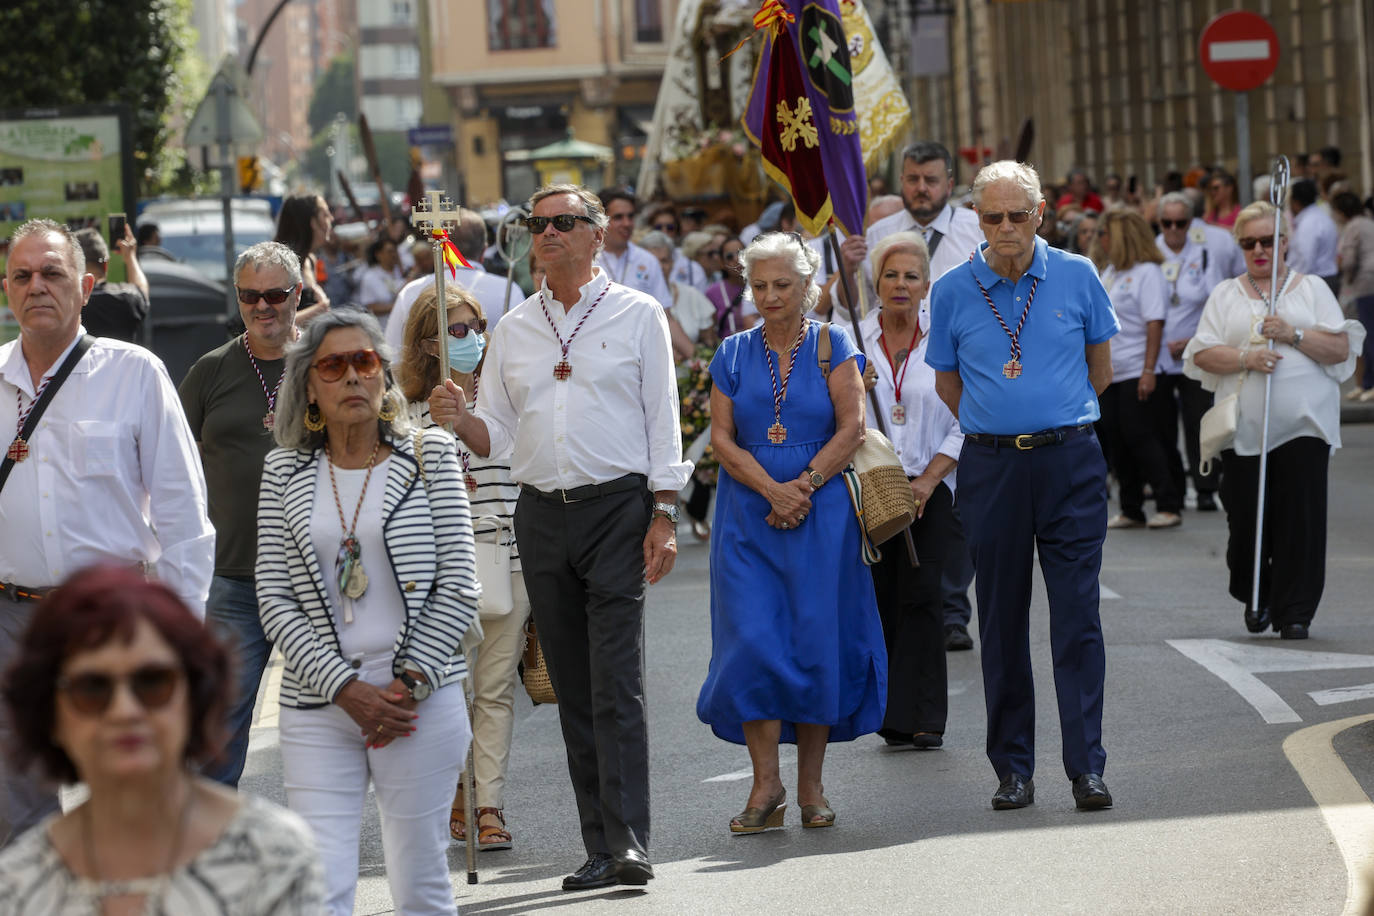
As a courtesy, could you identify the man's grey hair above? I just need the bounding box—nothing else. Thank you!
[638,230,675,254]
[1157,192,1195,219]
[971,161,1044,209]
[527,184,608,259]
[8,219,85,276]
[273,309,411,450]
[741,231,821,313]
[234,241,302,288]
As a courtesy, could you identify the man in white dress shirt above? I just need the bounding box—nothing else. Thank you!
[1289,178,1341,291]
[431,184,691,892]
[824,141,984,651]
[595,188,673,309]
[384,208,524,359]
[0,219,213,845]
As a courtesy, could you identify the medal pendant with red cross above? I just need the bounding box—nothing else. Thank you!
[263,412,275,430]
[767,422,788,444]
[1003,359,1023,380]
[890,404,907,425]
[6,438,28,462]
[553,360,572,381]
[465,474,478,493]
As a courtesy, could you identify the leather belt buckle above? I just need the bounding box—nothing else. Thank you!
[1014,434,1035,451]
[561,488,581,504]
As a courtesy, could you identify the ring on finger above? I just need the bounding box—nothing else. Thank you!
[375,724,384,735]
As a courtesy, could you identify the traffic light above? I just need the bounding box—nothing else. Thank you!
[237,156,261,193]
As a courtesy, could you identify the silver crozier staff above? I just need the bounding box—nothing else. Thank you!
[1250,155,1291,618]
[409,190,480,885]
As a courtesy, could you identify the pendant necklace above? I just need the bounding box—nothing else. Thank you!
[456,376,479,493]
[763,319,809,443]
[243,333,285,429]
[878,314,920,426]
[971,262,1038,380]
[78,780,195,916]
[328,439,381,616]
[541,283,610,380]
[7,371,58,463]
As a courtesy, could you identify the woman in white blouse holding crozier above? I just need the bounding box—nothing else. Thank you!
[1183,201,1365,640]
[858,231,962,749]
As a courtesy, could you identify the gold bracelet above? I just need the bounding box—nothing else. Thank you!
[1238,348,1247,372]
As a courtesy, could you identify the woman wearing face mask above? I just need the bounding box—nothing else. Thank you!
[399,286,527,852]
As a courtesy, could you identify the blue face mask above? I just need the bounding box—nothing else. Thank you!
[447,331,486,373]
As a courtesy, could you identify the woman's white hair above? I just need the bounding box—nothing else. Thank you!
[971,160,1044,208]
[740,232,821,312]
[868,231,931,286]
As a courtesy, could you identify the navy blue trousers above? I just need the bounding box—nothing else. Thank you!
[957,432,1109,782]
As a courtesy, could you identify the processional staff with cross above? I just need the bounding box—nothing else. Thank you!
[410,190,465,384]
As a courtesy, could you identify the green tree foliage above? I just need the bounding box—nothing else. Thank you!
[0,0,204,197]
[308,53,357,137]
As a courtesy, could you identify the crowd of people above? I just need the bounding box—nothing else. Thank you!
[0,137,1367,912]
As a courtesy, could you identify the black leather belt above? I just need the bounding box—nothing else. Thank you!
[966,424,1094,451]
[520,473,647,504]
[0,581,51,603]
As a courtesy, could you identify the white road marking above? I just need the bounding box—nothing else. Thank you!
[1208,39,1272,62]
[1100,585,1121,600]
[1312,684,1374,707]
[1283,713,1374,916]
[703,746,795,782]
[1168,639,1374,724]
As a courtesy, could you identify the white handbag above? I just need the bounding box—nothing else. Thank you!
[1198,366,1246,477]
[473,515,514,618]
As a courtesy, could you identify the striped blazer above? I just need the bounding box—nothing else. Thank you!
[255,429,480,709]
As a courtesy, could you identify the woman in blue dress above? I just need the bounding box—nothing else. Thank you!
[697,231,887,833]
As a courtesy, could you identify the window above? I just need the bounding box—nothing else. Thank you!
[635,0,662,44]
[488,0,556,51]
[391,1,413,25]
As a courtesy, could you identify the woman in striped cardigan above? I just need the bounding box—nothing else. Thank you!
[256,309,479,916]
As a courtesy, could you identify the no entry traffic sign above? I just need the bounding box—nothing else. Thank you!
[1200,10,1280,91]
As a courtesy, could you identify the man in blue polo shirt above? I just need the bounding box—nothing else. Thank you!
[927,160,1119,812]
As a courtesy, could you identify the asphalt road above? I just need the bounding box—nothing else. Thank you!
[238,423,1374,916]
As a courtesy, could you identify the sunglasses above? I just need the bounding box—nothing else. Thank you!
[1238,236,1279,251]
[311,348,382,382]
[236,286,293,306]
[979,207,1038,226]
[1159,219,1189,230]
[652,222,679,233]
[522,214,596,234]
[447,319,487,339]
[724,250,740,262]
[57,664,181,717]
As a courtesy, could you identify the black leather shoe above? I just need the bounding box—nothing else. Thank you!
[613,849,654,886]
[1196,492,1218,511]
[991,774,1034,810]
[1244,605,1270,633]
[1071,773,1113,810]
[562,854,617,891]
[1281,623,1309,640]
[945,624,974,651]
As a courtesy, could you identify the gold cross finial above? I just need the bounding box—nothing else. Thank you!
[410,189,462,238]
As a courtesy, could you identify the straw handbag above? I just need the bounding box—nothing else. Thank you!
[521,620,557,705]
[816,324,918,551]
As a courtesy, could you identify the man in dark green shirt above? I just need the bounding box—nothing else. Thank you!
[179,241,302,786]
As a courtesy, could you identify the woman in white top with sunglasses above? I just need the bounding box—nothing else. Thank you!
[1184,201,1364,640]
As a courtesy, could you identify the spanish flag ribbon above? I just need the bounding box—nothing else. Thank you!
[432,228,472,277]
[723,0,796,61]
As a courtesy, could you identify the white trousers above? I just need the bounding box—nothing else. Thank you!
[469,573,531,809]
[280,654,469,916]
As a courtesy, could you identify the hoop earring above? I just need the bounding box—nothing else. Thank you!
[378,399,397,422]
[304,403,326,432]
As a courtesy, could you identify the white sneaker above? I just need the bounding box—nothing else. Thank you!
[1360,389,1374,403]
[1345,387,1367,401]
[1107,514,1146,529]
[1147,511,1182,528]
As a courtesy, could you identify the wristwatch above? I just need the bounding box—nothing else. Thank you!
[804,466,824,489]
[652,502,680,524]
[398,670,432,702]
[1292,327,1304,348]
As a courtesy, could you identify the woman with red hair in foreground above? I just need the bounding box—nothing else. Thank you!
[0,565,323,914]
